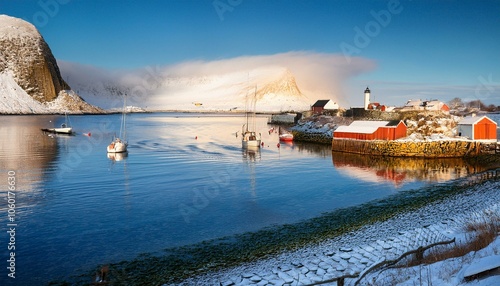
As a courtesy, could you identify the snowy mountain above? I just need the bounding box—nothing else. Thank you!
[0,15,102,114]
[60,52,376,112]
[61,63,310,112]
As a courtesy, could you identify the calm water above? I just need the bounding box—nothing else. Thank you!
[0,113,498,284]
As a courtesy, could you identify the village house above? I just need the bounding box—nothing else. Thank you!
[401,99,450,112]
[457,115,497,141]
[311,99,339,114]
[334,120,407,140]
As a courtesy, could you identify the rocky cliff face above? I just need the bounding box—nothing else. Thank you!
[0,15,102,114]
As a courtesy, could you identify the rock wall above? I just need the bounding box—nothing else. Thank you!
[332,139,500,158]
[292,130,332,144]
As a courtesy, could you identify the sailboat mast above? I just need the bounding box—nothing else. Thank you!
[252,86,257,132]
[120,95,127,140]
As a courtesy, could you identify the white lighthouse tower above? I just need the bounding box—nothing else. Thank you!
[364,87,371,110]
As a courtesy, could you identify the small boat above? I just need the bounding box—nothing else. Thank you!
[242,130,261,148]
[278,127,294,142]
[279,133,294,142]
[242,86,261,149]
[107,97,128,153]
[41,113,73,134]
[107,137,127,153]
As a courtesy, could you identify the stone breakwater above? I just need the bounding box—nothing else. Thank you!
[332,139,500,158]
[292,131,332,144]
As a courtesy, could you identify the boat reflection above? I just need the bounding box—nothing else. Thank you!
[242,146,261,162]
[278,140,294,148]
[332,151,490,187]
[107,151,128,162]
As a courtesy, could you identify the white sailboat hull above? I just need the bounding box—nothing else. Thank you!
[42,127,73,134]
[107,139,128,153]
[242,139,261,148]
[242,130,261,149]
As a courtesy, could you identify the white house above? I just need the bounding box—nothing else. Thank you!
[311,100,339,114]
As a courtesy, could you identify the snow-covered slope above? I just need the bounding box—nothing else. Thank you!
[59,52,376,112]
[62,64,310,112]
[0,15,102,114]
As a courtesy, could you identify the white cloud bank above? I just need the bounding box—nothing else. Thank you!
[59,51,377,111]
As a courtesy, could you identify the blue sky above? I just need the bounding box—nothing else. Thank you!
[2,0,500,106]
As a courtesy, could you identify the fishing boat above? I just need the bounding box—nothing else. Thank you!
[41,113,73,134]
[242,86,261,149]
[278,127,294,142]
[107,97,128,153]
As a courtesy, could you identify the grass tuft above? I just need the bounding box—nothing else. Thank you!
[411,212,499,266]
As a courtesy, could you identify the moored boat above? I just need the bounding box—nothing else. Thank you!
[242,86,261,149]
[107,96,128,153]
[279,133,294,142]
[278,127,293,142]
[242,130,261,148]
[41,113,73,134]
[107,137,127,153]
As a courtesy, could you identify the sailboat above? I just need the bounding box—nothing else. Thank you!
[242,86,261,149]
[107,97,128,153]
[41,112,73,134]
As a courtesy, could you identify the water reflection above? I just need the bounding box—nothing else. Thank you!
[293,142,332,158]
[242,147,261,162]
[0,116,59,194]
[332,151,490,186]
[242,147,260,198]
[107,151,128,162]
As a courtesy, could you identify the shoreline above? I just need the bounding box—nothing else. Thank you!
[171,174,500,285]
[82,169,500,285]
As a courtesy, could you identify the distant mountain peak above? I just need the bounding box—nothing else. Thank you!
[256,68,304,100]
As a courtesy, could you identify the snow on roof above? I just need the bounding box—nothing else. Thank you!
[458,115,497,126]
[335,120,398,134]
[335,120,405,134]
[350,120,391,127]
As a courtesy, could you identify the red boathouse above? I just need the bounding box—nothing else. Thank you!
[334,120,407,140]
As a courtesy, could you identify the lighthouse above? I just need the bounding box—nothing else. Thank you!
[364,87,371,110]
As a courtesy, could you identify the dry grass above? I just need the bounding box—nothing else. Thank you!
[365,213,500,285]
[412,213,500,266]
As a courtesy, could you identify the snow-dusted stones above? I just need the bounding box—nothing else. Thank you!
[167,179,500,286]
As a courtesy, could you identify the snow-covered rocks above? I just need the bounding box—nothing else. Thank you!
[169,180,500,286]
[0,15,102,114]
